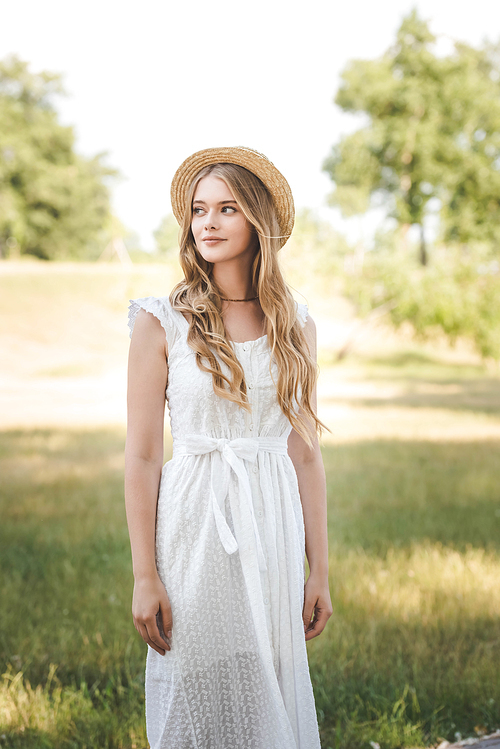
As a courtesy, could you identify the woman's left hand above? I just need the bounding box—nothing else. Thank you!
[302,572,333,641]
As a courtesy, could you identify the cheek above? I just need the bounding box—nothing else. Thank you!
[191,219,201,240]
[235,219,253,244]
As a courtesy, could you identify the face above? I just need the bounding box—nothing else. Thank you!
[191,174,257,264]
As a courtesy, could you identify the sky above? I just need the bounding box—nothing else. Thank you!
[2,0,500,250]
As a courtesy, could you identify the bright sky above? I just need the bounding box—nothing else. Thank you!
[2,0,500,249]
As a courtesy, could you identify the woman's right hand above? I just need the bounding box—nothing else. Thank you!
[132,574,172,655]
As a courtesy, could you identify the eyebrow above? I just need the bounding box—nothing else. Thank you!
[192,199,238,205]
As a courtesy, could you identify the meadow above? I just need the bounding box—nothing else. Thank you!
[0,261,499,748]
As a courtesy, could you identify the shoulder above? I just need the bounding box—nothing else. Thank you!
[295,301,309,328]
[128,295,179,352]
[295,300,315,334]
[128,295,170,327]
[303,315,316,356]
[294,301,316,354]
[303,313,316,336]
[128,298,168,353]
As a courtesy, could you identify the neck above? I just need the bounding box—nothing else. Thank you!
[211,254,257,301]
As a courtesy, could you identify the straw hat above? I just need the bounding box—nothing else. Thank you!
[170,146,295,248]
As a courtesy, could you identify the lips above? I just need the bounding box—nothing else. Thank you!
[202,237,226,246]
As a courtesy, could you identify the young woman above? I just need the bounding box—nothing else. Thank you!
[125,146,332,749]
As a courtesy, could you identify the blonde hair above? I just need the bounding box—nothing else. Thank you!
[170,163,326,444]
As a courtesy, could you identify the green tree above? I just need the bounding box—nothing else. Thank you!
[0,55,120,260]
[344,243,500,360]
[438,42,500,247]
[323,10,500,264]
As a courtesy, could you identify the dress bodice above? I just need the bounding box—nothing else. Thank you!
[128,296,308,443]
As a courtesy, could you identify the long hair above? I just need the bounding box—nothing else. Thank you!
[170,163,326,444]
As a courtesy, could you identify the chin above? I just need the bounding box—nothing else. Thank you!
[198,249,227,263]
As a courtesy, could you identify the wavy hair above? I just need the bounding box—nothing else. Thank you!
[170,163,326,444]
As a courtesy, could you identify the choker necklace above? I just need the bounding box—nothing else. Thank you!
[220,295,259,302]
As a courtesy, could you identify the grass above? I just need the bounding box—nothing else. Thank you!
[311,440,500,748]
[1,260,499,747]
[0,260,182,380]
[321,349,492,381]
[0,430,499,748]
[0,428,147,748]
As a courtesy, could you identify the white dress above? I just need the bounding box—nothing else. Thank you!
[128,296,322,749]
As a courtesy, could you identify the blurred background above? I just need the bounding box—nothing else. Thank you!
[1,1,500,748]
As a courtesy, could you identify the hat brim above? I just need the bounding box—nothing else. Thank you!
[170,146,294,249]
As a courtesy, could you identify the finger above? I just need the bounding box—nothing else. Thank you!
[144,621,168,655]
[137,622,163,655]
[136,621,168,655]
[145,619,171,654]
[159,601,173,641]
[302,595,318,631]
[305,606,330,640]
[155,610,170,644]
[306,602,321,629]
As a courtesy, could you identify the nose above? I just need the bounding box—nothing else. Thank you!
[204,209,218,230]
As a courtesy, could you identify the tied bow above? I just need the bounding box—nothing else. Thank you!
[174,436,269,571]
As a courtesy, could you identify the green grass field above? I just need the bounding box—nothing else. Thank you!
[1,261,499,748]
[1,429,499,748]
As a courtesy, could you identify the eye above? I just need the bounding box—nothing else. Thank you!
[192,206,204,215]
[222,206,236,213]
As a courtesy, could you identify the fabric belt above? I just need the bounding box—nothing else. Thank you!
[172,435,288,572]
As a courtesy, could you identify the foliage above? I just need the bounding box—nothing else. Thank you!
[439,41,500,246]
[344,243,500,359]
[0,55,120,260]
[323,10,500,263]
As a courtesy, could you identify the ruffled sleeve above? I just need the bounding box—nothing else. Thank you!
[128,296,178,352]
[295,302,309,328]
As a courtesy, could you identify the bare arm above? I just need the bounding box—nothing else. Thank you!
[125,308,172,655]
[288,315,332,640]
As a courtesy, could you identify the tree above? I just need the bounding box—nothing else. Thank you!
[438,42,500,247]
[0,55,120,260]
[323,10,500,264]
[344,242,500,360]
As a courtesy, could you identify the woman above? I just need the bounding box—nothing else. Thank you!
[125,146,332,749]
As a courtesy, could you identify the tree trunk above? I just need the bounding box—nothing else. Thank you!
[419,223,428,266]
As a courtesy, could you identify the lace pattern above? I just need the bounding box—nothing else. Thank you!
[128,296,321,749]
